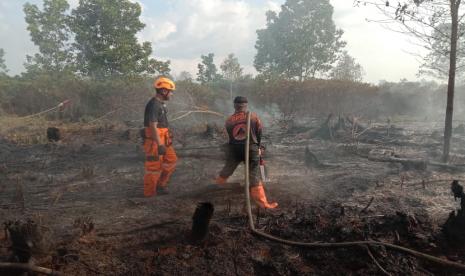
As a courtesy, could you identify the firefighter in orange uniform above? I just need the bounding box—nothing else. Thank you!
[215,96,278,209]
[143,77,177,196]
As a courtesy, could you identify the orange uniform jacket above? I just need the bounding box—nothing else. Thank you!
[143,98,177,197]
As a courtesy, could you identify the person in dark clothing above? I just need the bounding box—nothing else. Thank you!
[215,96,278,209]
[143,77,177,196]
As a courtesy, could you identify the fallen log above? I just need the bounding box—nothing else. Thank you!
[367,155,427,170]
[428,161,465,172]
[369,158,465,172]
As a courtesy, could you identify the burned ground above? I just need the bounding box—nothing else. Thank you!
[1,117,465,275]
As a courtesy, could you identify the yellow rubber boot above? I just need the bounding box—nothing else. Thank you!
[215,176,228,186]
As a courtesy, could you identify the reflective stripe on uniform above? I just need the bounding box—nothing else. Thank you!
[145,171,161,175]
[161,163,175,169]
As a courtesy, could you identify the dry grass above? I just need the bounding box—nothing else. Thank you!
[0,115,126,145]
[0,115,50,144]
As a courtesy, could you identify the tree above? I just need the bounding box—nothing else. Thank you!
[177,71,193,81]
[197,53,220,84]
[23,0,73,74]
[148,59,171,77]
[358,0,462,161]
[418,23,465,81]
[330,51,365,82]
[254,0,345,81]
[0,49,8,75]
[71,0,168,78]
[220,53,243,100]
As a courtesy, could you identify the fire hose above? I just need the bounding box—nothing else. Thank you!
[243,112,465,272]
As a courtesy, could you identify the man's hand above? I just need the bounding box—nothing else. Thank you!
[158,145,167,156]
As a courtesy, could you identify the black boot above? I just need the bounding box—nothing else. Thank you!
[156,186,169,195]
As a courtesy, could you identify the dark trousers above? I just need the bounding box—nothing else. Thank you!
[219,144,261,187]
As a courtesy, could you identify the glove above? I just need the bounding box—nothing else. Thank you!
[259,145,266,155]
[158,145,167,156]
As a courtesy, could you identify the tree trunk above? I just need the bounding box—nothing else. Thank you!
[443,0,460,162]
[229,80,233,102]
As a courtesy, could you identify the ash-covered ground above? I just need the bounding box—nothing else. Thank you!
[1,117,465,275]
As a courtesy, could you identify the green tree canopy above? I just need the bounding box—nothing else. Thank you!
[23,0,73,74]
[220,53,243,82]
[0,49,8,75]
[220,53,243,100]
[330,51,364,82]
[71,0,169,78]
[254,0,345,81]
[197,53,220,84]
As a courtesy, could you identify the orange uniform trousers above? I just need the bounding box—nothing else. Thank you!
[143,127,177,197]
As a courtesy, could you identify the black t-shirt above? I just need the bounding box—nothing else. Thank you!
[225,111,262,145]
[144,97,169,128]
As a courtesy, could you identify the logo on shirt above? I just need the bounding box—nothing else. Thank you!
[232,123,247,141]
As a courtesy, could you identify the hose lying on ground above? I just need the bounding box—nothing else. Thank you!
[243,111,465,272]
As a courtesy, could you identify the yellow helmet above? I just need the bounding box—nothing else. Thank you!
[153,77,175,90]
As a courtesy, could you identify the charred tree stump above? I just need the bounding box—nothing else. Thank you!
[304,146,320,168]
[312,114,367,140]
[122,129,140,141]
[204,124,215,139]
[46,127,61,142]
[191,202,214,243]
[1,220,55,275]
[5,220,44,263]
[313,114,334,139]
[442,180,465,245]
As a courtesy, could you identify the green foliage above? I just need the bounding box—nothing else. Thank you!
[197,53,221,84]
[254,0,345,81]
[176,80,228,107]
[23,0,73,75]
[0,49,8,75]
[330,51,365,82]
[70,0,169,78]
[4,0,448,125]
[220,53,243,82]
[147,58,171,77]
[219,53,243,101]
[0,72,451,125]
[0,74,153,121]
